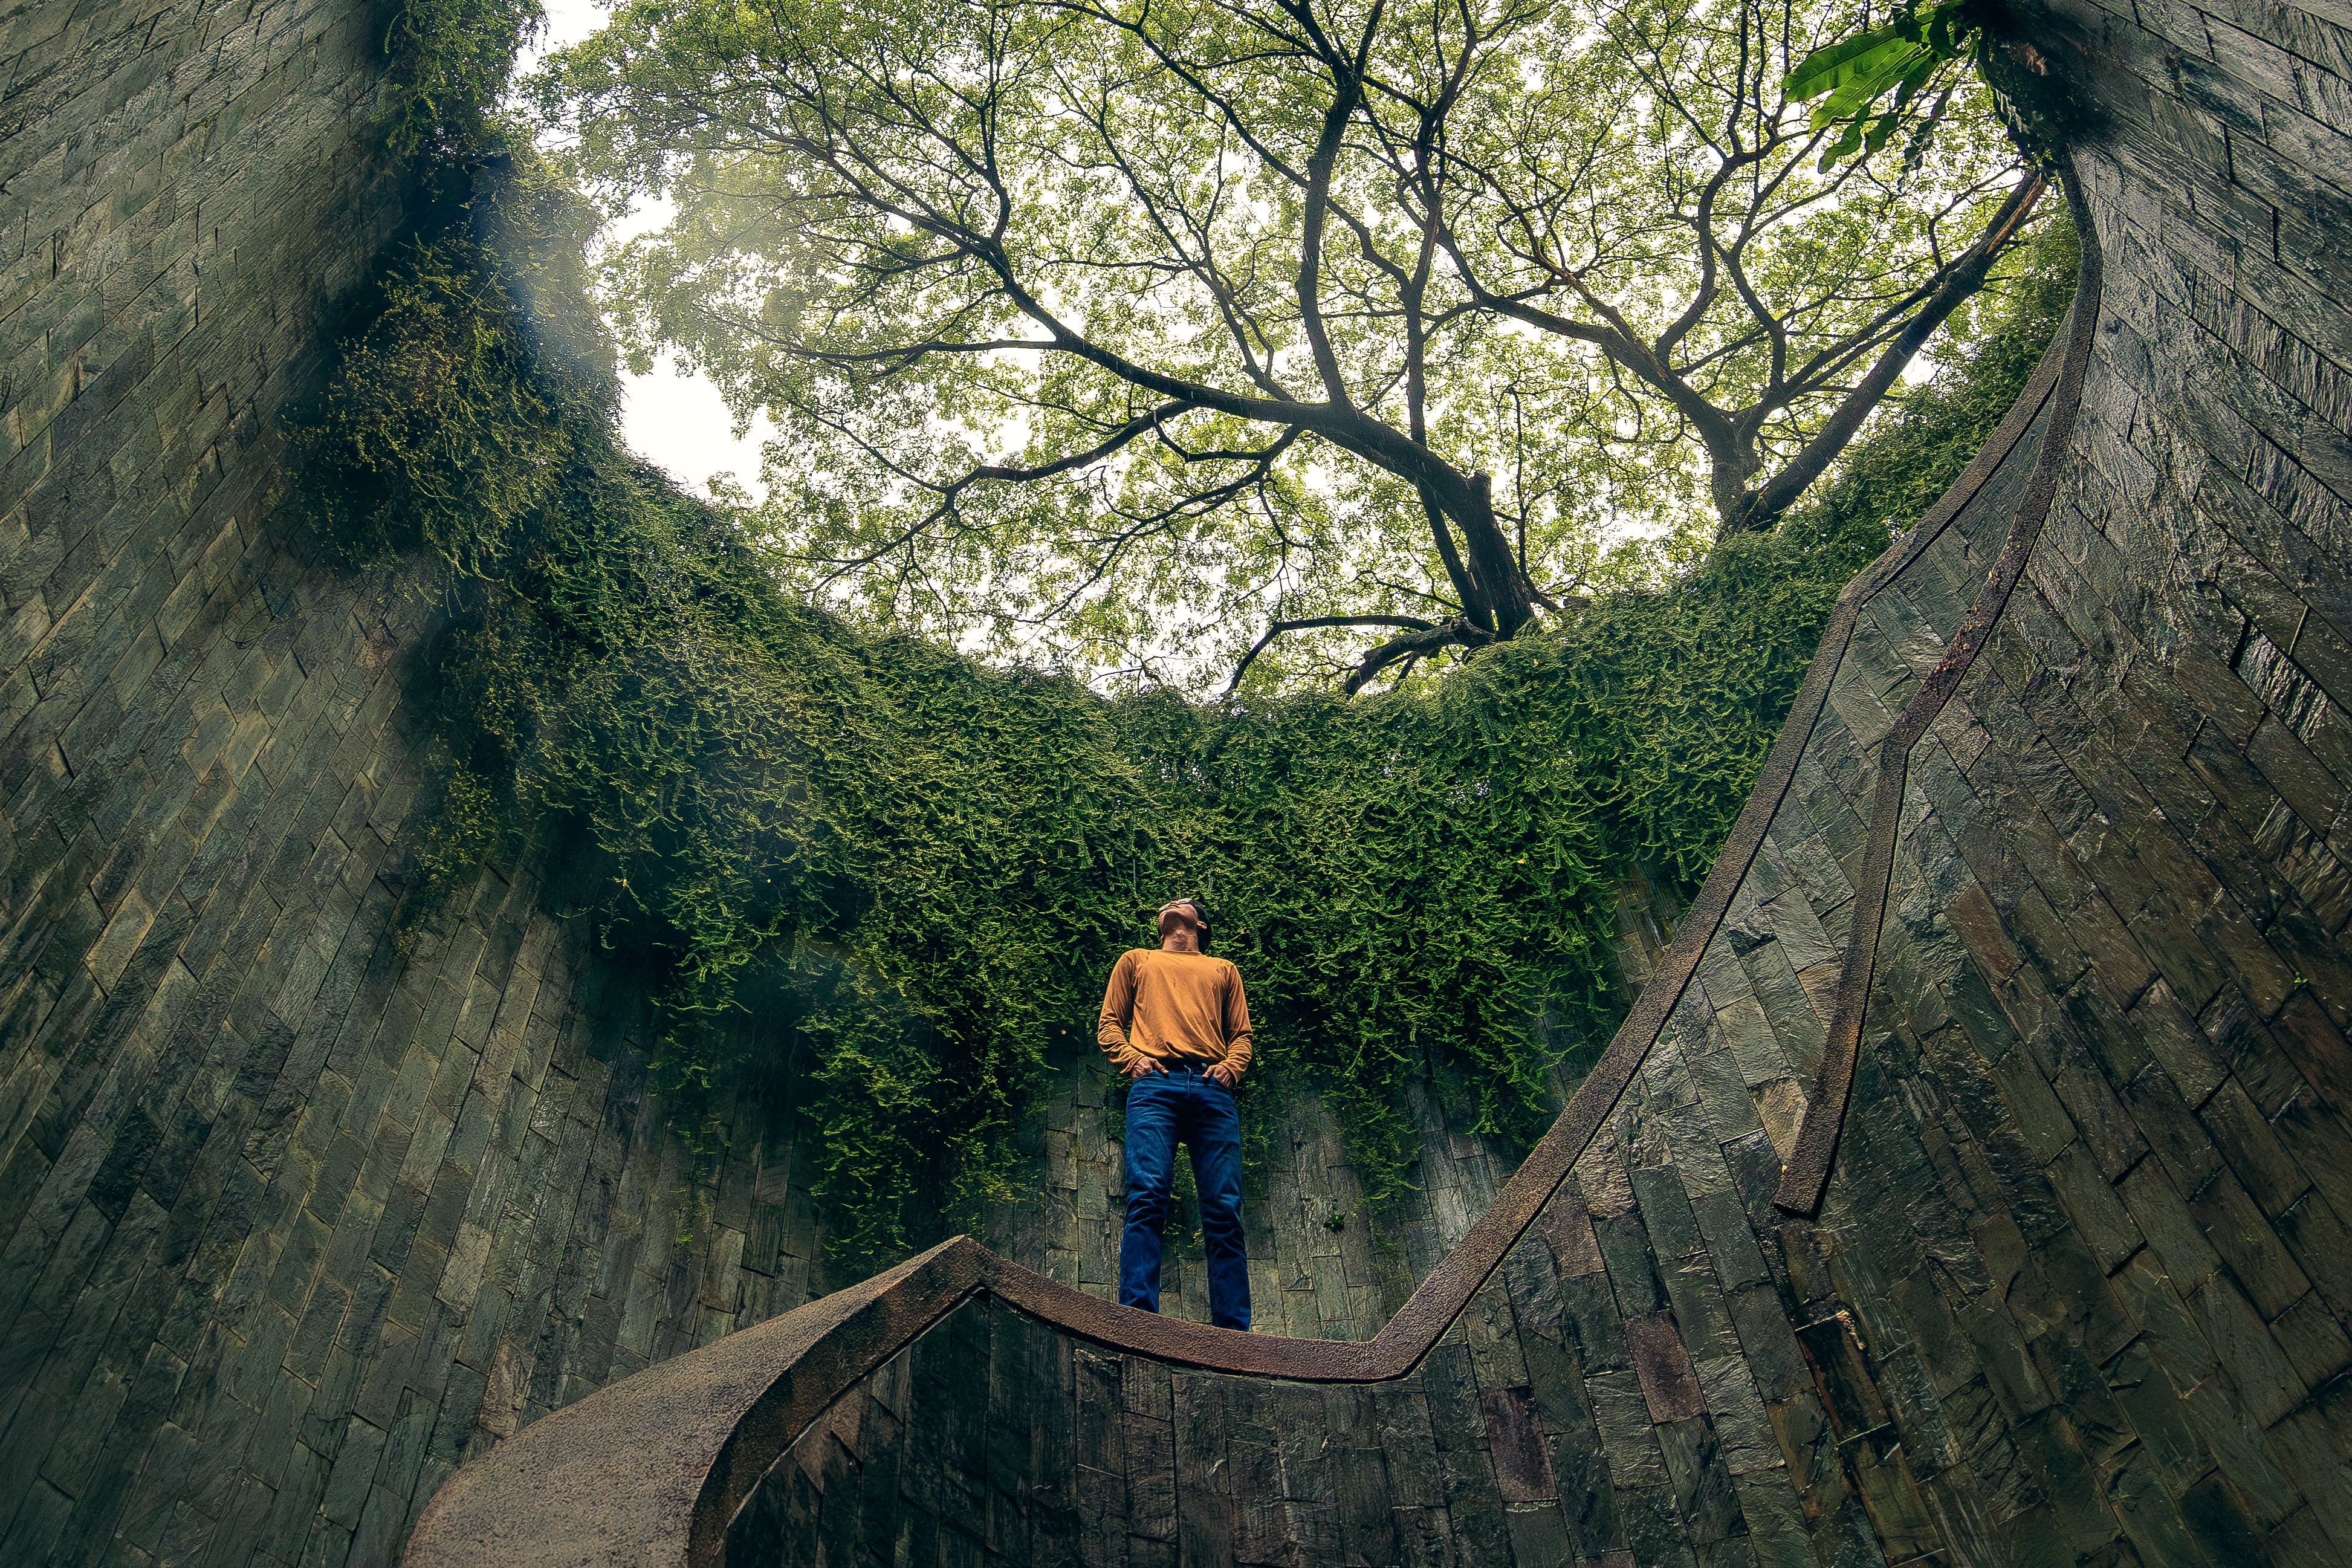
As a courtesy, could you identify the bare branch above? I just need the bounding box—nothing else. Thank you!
[1226,612,1439,693]
[1732,175,2049,531]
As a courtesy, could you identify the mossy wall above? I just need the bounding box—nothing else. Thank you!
[7,0,2351,1564]
[0,5,847,1562]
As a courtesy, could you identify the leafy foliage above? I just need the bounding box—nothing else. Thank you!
[1787,0,2088,172]
[297,164,2032,1259]
[319,13,2076,1262]
[533,0,2036,689]
[1786,0,1980,170]
[383,0,545,155]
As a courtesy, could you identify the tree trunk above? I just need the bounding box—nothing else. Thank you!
[1454,474,1535,637]
[1708,433,1767,538]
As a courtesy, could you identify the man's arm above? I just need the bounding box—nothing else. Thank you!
[1211,965,1253,1083]
[1097,951,1154,1074]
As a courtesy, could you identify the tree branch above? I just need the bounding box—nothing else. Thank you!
[1340,617,1498,694]
[1729,174,2047,533]
[1294,0,1385,408]
[1225,613,1439,693]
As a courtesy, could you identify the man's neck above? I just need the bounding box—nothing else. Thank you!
[1159,938,1200,954]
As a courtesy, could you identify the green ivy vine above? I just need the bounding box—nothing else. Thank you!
[319,6,2076,1260]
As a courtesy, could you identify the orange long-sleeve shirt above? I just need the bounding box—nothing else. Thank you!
[1097,948,1254,1078]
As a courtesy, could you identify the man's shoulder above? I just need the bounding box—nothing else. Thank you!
[1123,948,1235,971]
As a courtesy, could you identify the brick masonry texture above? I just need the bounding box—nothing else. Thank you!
[0,2,872,1564]
[727,1291,1639,1568]
[7,0,2352,1564]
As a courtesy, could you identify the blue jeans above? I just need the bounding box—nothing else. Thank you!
[1118,1066,1251,1330]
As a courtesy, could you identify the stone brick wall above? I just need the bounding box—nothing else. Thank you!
[730,1291,1596,1568]
[0,5,867,1563]
[10,0,2352,1561]
[1770,0,2352,1556]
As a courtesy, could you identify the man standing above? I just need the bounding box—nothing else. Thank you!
[1097,897,1252,1331]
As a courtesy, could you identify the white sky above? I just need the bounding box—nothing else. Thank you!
[521,0,779,502]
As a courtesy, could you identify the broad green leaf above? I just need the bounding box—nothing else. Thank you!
[1790,2,1975,162]
[1786,25,1911,101]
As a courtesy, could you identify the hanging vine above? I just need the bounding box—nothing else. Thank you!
[309,61,2074,1257]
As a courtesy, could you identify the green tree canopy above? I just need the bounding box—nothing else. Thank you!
[534,0,2041,690]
